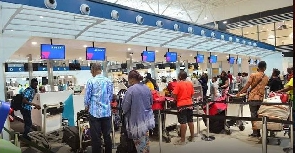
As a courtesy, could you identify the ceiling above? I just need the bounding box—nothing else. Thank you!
[0,1,277,63]
[103,0,293,25]
[9,36,252,63]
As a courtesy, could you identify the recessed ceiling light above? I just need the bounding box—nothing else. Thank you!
[190,54,192,56]
[40,16,44,19]
[83,45,87,48]
[223,21,227,24]
[250,25,253,27]
[10,30,14,31]
[31,42,37,45]
[79,57,82,60]
[127,48,131,51]
[204,16,208,20]
[155,50,159,52]
[263,27,265,29]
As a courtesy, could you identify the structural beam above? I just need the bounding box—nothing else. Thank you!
[125,27,156,43]
[160,34,189,47]
[236,48,250,54]
[161,0,175,15]
[222,45,242,53]
[206,42,228,51]
[1,6,23,33]
[187,39,208,49]
[75,19,105,39]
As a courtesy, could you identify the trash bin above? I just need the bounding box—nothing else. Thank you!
[0,139,21,153]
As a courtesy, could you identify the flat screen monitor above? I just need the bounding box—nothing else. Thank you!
[209,55,217,63]
[142,51,155,62]
[86,47,106,61]
[41,44,65,59]
[229,57,235,64]
[166,52,177,62]
[236,58,242,64]
[196,54,204,63]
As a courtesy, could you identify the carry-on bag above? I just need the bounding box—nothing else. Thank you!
[62,126,80,152]
[116,115,136,153]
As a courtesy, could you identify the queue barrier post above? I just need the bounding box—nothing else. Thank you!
[158,110,162,153]
[262,116,268,153]
[289,102,293,149]
[111,114,116,149]
[196,104,200,137]
[201,103,215,141]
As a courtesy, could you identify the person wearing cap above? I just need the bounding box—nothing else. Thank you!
[144,73,158,91]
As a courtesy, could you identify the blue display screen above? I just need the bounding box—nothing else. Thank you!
[229,57,235,64]
[41,44,65,59]
[142,51,155,62]
[209,55,217,63]
[166,52,177,62]
[86,47,106,61]
[236,58,242,64]
[196,54,204,63]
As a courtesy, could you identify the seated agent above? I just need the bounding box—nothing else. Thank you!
[172,71,195,145]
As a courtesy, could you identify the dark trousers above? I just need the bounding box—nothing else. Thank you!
[21,109,32,140]
[89,115,112,153]
[249,101,261,135]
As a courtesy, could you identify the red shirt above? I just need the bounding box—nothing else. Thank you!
[167,81,177,92]
[228,74,233,83]
[172,81,194,107]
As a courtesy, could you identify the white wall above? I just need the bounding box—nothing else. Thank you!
[261,53,283,77]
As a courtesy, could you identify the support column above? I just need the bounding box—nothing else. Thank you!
[126,52,133,72]
[175,60,180,76]
[230,64,234,74]
[27,54,33,82]
[47,60,54,92]
[184,60,189,73]
[218,61,222,75]
[238,64,242,73]
[103,57,108,77]
[150,63,156,79]
[207,62,212,79]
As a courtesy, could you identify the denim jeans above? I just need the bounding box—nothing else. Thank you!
[20,109,32,140]
[89,115,112,153]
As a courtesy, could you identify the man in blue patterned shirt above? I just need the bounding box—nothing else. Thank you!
[84,63,113,153]
[21,78,41,141]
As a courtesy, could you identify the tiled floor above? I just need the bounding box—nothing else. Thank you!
[21,104,291,153]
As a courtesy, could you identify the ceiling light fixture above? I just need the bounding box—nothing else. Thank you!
[155,50,159,52]
[31,42,37,45]
[40,16,44,19]
[127,48,131,51]
[10,30,14,31]
[223,21,227,24]
[204,16,208,20]
[83,45,87,48]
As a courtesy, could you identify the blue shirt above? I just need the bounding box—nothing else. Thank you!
[22,87,36,111]
[84,74,113,118]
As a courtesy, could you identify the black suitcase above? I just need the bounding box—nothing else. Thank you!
[203,111,225,134]
[63,126,80,152]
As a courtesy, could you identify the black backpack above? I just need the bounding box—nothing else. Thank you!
[11,94,24,111]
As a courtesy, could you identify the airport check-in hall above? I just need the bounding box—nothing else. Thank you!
[0,0,294,153]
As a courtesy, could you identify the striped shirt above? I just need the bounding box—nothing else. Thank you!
[22,87,36,111]
[84,74,113,118]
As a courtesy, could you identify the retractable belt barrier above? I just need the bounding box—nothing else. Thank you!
[161,100,294,153]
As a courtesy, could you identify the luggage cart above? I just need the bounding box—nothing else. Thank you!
[28,102,64,149]
[226,94,247,131]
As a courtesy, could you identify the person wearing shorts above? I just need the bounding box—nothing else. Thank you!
[172,71,194,145]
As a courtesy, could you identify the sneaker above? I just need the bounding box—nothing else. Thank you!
[187,136,195,142]
[174,140,186,145]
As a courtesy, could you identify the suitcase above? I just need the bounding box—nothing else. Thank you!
[203,111,226,134]
[0,139,21,153]
[203,102,227,116]
[62,126,80,152]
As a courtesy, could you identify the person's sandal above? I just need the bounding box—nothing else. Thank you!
[187,136,195,142]
[174,140,186,145]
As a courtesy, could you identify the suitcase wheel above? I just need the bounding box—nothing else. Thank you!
[239,125,245,131]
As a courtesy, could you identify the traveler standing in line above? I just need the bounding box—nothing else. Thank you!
[144,73,159,90]
[84,63,113,153]
[268,69,283,92]
[172,71,195,145]
[122,70,155,153]
[237,61,269,138]
[21,78,41,141]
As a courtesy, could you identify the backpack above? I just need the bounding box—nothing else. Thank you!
[11,94,24,111]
